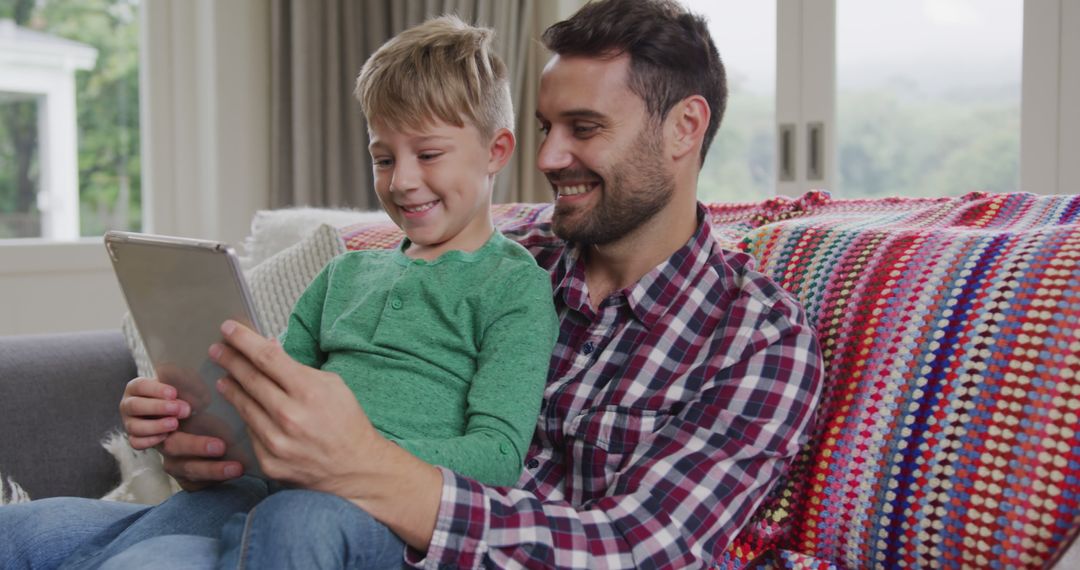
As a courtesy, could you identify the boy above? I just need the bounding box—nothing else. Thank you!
[22,15,557,570]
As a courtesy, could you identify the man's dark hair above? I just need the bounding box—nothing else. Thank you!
[542,0,727,164]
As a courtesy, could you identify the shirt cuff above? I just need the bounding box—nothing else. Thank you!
[404,466,491,569]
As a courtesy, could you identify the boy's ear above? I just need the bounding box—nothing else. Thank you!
[666,95,710,161]
[487,128,516,174]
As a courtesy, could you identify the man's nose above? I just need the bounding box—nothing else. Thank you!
[536,132,574,173]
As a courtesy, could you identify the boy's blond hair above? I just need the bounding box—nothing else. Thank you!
[355,15,513,139]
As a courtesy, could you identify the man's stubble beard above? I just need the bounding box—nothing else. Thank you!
[551,124,675,246]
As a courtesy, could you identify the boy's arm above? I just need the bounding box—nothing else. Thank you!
[392,267,558,486]
[278,260,334,368]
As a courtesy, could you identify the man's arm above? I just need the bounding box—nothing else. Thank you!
[211,320,443,547]
[411,306,823,569]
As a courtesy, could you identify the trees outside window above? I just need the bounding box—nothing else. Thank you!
[0,0,140,239]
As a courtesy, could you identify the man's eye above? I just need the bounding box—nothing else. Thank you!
[537,122,551,136]
[573,124,599,136]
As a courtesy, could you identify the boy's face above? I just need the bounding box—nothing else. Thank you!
[368,119,500,259]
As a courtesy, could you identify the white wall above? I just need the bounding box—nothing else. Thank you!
[0,240,127,335]
[0,0,270,336]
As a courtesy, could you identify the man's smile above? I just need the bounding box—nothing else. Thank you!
[555,183,598,198]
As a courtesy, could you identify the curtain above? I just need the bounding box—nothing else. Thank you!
[270,0,550,210]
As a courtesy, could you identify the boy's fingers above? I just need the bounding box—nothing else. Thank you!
[124,416,178,438]
[121,396,190,419]
[126,376,177,400]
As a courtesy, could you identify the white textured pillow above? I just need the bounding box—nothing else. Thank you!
[238,207,387,270]
[245,223,345,338]
[122,223,346,378]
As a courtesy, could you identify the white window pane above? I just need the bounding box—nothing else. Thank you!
[683,0,776,202]
[0,0,141,240]
[836,0,1022,198]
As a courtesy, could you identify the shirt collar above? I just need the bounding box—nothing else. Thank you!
[552,204,719,327]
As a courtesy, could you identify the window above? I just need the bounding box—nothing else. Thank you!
[0,0,141,240]
[680,1,1036,200]
[683,0,776,204]
[835,0,1022,198]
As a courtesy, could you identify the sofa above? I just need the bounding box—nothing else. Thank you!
[1,191,1077,569]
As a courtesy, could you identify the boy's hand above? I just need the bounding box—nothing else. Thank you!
[119,376,191,449]
[120,374,243,491]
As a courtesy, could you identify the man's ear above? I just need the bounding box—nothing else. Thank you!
[487,128,516,174]
[666,95,710,161]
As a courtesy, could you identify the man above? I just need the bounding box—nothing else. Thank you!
[203,0,823,567]
[0,1,822,568]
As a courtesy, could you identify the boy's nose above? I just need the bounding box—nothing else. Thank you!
[390,162,421,193]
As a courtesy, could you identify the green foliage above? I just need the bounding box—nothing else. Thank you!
[0,0,141,237]
[835,89,1019,198]
[697,86,1020,203]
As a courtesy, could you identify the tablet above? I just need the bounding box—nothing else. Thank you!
[105,230,266,479]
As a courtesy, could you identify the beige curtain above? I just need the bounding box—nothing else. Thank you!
[270,0,550,210]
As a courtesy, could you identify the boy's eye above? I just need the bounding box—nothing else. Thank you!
[537,122,551,136]
[372,157,393,168]
[418,152,443,161]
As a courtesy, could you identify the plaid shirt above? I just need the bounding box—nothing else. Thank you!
[408,205,823,569]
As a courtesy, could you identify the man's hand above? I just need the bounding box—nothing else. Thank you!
[211,320,443,549]
[159,431,242,492]
[209,321,384,494]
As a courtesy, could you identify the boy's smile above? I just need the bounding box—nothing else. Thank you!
[368,120,513,261]
[399,201,440,216]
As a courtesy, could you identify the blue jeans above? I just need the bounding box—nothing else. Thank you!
[0,479,403,569]
[217,489,404,569]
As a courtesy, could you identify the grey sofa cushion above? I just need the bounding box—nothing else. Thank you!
[0,330,134,499]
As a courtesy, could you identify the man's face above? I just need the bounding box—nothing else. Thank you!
[535,54,674,246]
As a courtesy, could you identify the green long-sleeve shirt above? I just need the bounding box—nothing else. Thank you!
[281,231,557,486]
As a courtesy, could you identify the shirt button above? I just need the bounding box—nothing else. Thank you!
[390,298,403,309]
[526,458,540,469]
[582,341,595,355]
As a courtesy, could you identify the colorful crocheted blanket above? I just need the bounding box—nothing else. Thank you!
[339,191,1080,569]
